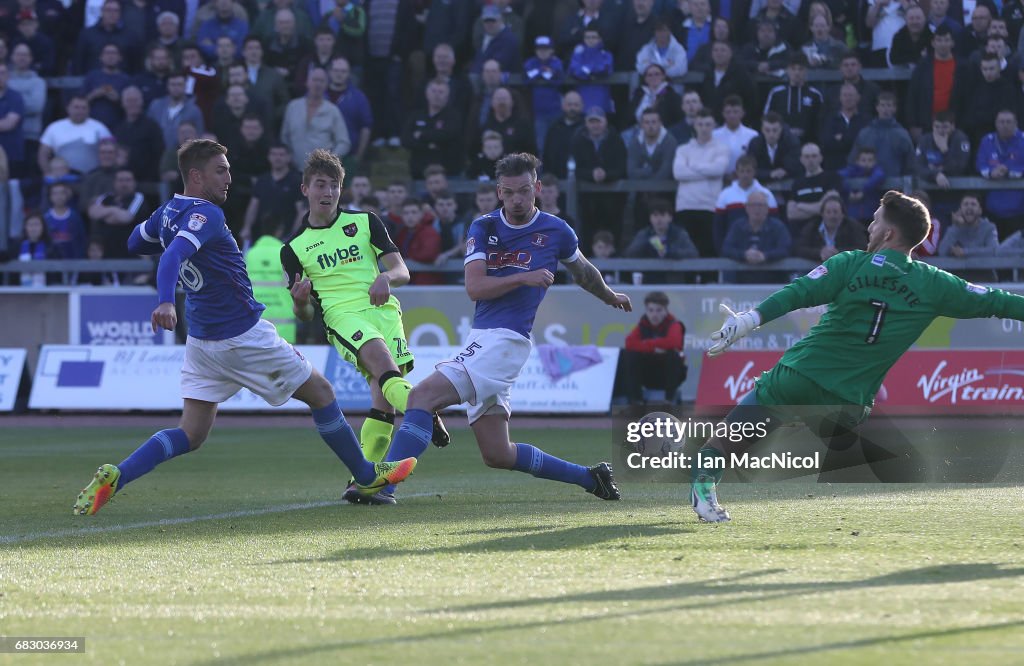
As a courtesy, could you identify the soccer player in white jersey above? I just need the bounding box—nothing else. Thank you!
[376,152,632,499]
[72,139,416,515]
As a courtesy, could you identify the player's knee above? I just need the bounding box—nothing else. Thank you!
[183,428,207,450]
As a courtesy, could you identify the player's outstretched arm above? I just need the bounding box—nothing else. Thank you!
[464,259,554,301]
[564,255,632,311]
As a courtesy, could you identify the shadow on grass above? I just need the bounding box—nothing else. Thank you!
[194,563,1024,666]
[267,521,692,564]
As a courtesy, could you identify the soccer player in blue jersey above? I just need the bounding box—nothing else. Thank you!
[72,139,416,516]
[377,152,632,500]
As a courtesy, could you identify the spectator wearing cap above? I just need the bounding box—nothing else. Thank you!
[629,64,683,133]
[673,107,729,257]
[739,19,790,79]
[976,109,1024,236]
[636,19,688,79]
[12,9,55,76]
[571,105,627,232]
[471,0,525,54]
[74,0,143,75]
[569,25,615,114]
[524,36,565,153]
[906,25,960,141]
[618,0,660,72]
[472,5,522,74]
[763,52,825,143]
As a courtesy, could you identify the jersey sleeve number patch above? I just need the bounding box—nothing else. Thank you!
[187,213,207,232]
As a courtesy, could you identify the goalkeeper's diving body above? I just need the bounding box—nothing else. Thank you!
[694,190,1024,523]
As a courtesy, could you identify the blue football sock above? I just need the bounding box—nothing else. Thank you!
[512,443,595,491]
[381,408,433,493]
[312,402,375,485]
[117,428,191,488]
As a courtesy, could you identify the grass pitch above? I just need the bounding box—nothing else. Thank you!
[2,422,1023,666]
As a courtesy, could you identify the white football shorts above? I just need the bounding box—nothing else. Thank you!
[436,327,532,424]
[181,319,313,406]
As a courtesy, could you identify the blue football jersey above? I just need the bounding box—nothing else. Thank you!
[463,208,580,337]
[142,194,264,340]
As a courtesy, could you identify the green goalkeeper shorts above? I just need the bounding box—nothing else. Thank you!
[754,363,870,434]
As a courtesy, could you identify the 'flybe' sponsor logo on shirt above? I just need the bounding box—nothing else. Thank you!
[316,244,363,270]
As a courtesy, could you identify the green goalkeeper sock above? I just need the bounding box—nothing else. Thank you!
[693,445,726,485]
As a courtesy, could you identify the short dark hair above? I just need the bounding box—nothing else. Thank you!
[648,197,673,216]
[878,91,897,105]
[934,110,955,124]
[592,230,615,245]
[696,108,715,120]
[960,192,982,206]
[934,24,954,38]
[178,139,227,181]
[644,291,670,308]
[540,172,559,187]
[840,50,860,63]
[736,154,757,170]
[495,152,541,181]
[424,164,447,178]
[268,141,289,152]
[302,148,344,186]
[434,189,455,201]
[880,191,931,249]
[856,146,876,157]
[476,182,495,195]
[640,106,662,119]
[314,26,335,39]
[243,35,263,48]
[401,197,422,209]
[762,111,783,125]
[722,94,743,109]
[388,179,410,190]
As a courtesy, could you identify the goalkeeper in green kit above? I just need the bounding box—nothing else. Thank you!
[693,191,1024,523]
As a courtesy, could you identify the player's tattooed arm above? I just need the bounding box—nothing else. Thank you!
[565,255,632,311]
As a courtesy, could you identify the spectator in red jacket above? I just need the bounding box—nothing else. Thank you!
[614,291,688,405]
[395,197,443,285]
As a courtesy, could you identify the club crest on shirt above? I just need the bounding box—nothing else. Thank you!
[532,233,548,247]
[343,223,357,237]
[352,330,363,341]
[187,213,207,232]
[466,237,476,254]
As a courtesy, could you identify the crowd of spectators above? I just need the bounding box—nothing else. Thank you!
[3,0,1024,286]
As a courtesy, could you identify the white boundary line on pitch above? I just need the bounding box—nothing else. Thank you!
[0,492,442,545]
